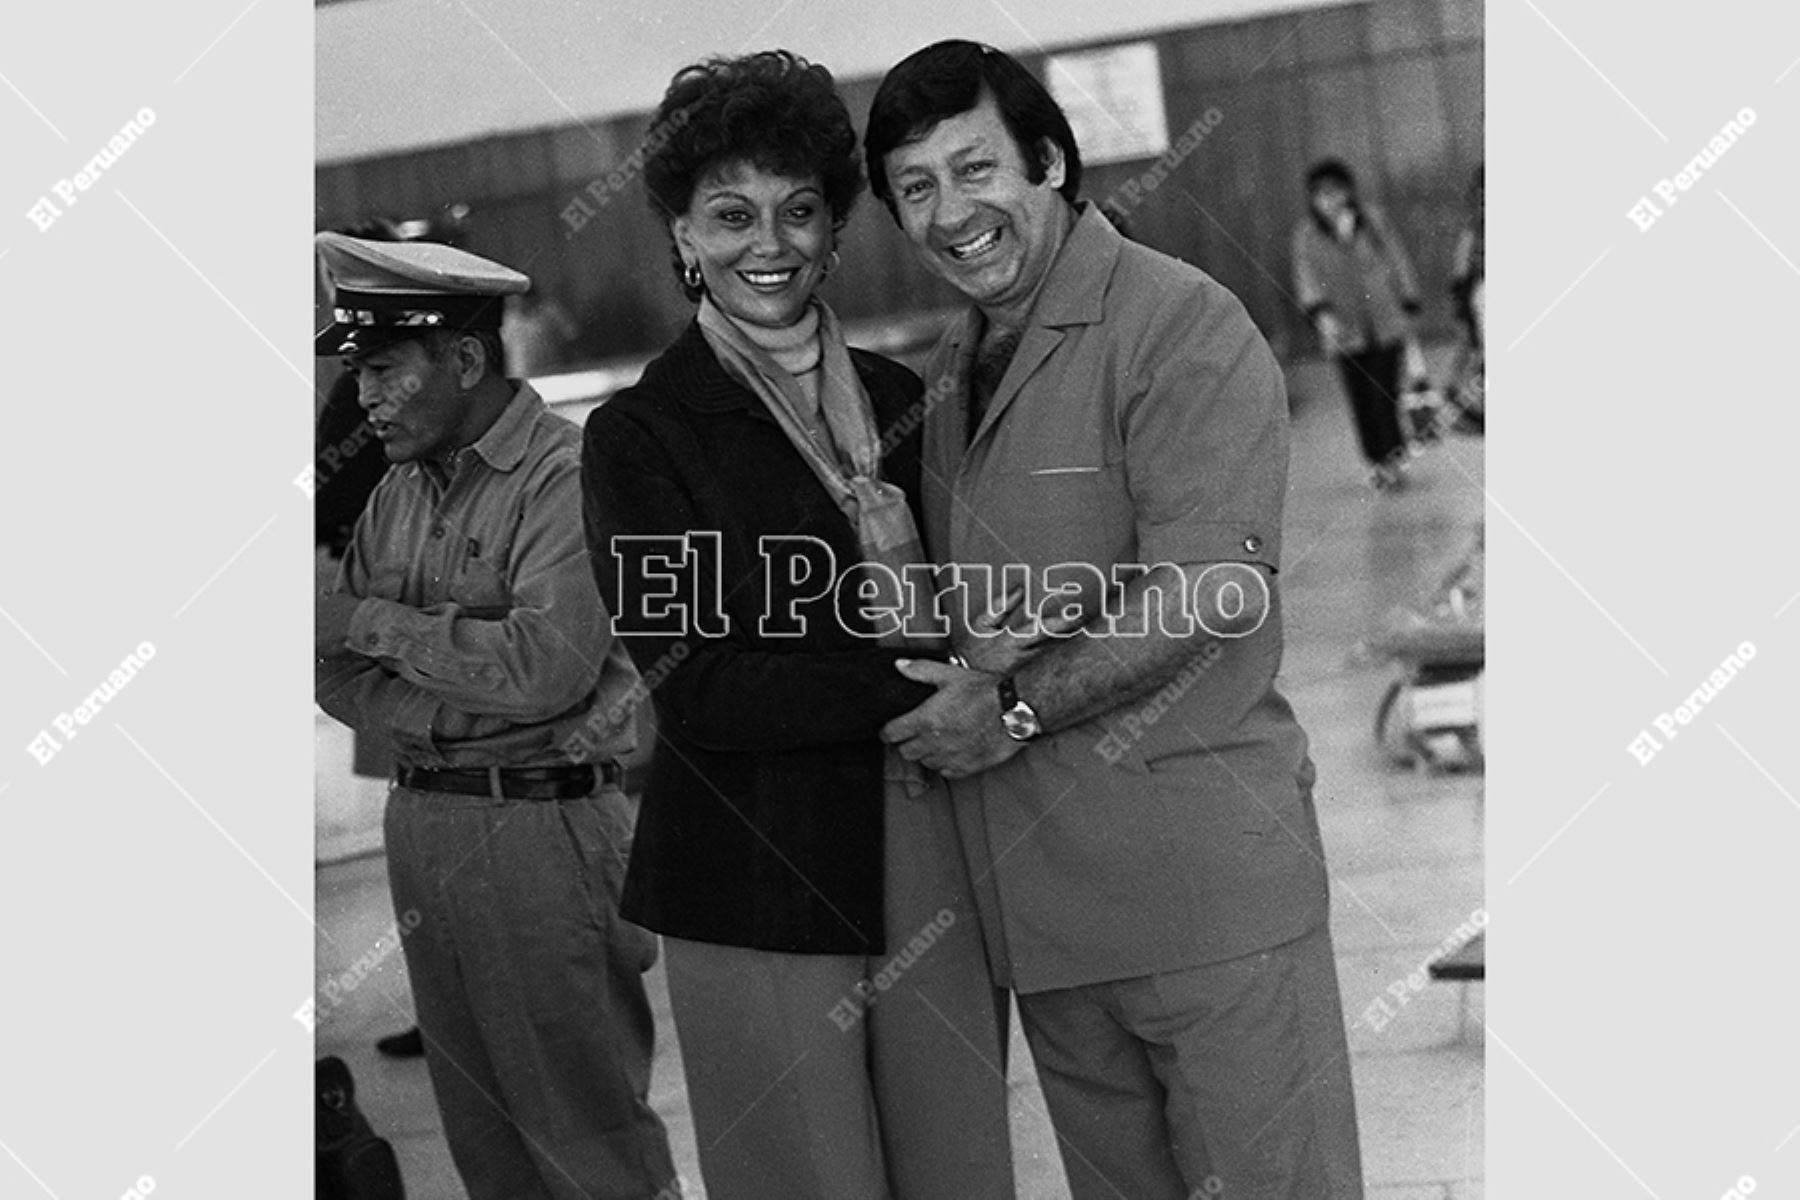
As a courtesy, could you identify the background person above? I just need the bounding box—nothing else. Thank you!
[315,219,407,562]
[580,50,1014,1200]
[312,215,426,1062]
[314,233,676,1200]
[1447,164,1485,432]
[1291,157,1424,492]
[867,40,1364,1199]
[1451,164,1485,349]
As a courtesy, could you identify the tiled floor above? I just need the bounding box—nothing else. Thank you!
[315,353,1486,1197]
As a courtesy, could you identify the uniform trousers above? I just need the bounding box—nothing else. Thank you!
[662,772,1014,1200]
[1017,922,1364,1199]
[384,783,678,1200]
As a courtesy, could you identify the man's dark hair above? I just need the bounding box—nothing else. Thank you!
[865,40,1082,222]
[642,50,865,300]
[1305,158,1357,194]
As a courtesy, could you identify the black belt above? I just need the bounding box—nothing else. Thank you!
[395,762,618,800]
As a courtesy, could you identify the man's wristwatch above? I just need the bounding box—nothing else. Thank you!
[998,676,1043,742]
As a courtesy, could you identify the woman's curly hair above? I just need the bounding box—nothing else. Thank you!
[642,50,865,300]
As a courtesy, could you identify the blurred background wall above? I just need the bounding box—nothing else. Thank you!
[316,0,1482,366]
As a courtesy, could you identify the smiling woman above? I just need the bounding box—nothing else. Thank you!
[641,51,864,304]
[671,164,832,330]
[580,48,1017,1200]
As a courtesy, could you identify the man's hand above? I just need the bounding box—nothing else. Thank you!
[316,593,363,659]
[880,658,1024,779]
[957,583,1091,677]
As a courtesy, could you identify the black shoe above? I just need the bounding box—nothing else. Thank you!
[375,1026,424,1058]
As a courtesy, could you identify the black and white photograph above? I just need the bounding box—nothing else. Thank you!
[2,0,1796,1196]
[313,4,1481,1195]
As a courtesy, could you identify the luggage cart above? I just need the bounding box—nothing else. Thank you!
[1371,529,1484,772]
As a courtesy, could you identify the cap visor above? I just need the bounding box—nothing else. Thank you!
[314,323,419,357]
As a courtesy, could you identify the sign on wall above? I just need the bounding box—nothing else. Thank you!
[1045,41,1171,167]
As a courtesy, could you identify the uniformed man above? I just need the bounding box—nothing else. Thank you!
[313,232,676,1200]
[868,41,1364,1199]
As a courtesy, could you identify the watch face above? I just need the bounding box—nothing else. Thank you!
[998,677,1040,741]
[1002,701,1041,742]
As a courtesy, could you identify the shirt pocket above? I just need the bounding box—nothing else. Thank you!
[958,463,1133,635]
[1004,462,1133,564]
[450,555,511,617]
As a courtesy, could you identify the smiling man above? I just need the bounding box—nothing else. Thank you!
[867,42,1364,1199]
[312,233,676,1200]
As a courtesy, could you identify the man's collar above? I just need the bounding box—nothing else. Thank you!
[465,381,543,472]
[1027,201,1118,328]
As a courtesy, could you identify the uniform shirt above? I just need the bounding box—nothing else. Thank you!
[317,382,638,769]
[920,203,1329,993]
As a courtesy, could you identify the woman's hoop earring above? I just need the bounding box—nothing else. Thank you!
[824,249,842,278]
[683,262,703,290]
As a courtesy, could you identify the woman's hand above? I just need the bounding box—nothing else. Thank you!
[881,659,1023,779]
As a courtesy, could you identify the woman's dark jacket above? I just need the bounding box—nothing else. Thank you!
[581,319,936,955]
